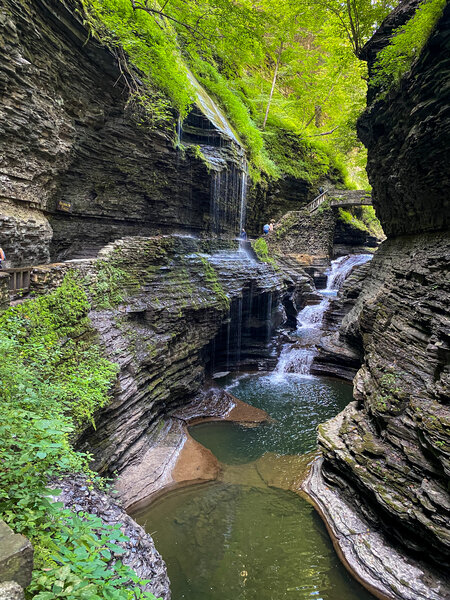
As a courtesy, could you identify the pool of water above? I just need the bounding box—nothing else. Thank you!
[190,374,353,463]
[132,374,375,600]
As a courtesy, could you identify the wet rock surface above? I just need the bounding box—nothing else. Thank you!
[0,522,33,589]
[303,456,450,600]
[116,388,269,508]
[320,233,450,569]
[0,0,248,266]
[357,2,450,237]
[53,476,170,600]
[312,261,372,380]
[73,236,308,480]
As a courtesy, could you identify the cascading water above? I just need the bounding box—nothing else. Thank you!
[272,254,373,378]
[326,254,373,292]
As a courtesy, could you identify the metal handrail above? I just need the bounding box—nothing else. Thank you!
[3,267,33,294]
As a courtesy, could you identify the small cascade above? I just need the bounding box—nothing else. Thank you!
[239,168,247,233]
[272,253,373,379]
[208,158,248,237]
[297,298,329,330]
[272,345,315,379]
[326,254,373,292]
[176,117,182,147]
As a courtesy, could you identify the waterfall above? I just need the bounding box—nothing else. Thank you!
[239,168,247,233]
[208,159,248,237]
[272,345,315,380]
[272,253,373,379]
[326,254,373,292]
[176,117,182,146]
[297,298,329,330]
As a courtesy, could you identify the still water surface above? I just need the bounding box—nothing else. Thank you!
[132,374,375,600]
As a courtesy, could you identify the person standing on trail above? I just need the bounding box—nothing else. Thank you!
[0,246,5,270]
[269,221,274,232]
[318,186,324,194]
[263,223,270,235]
[240,229,247,240]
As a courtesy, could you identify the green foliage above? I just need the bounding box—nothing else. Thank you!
[88,261,140,309]
[0,274,117,427]
[80,0,194,122]
[253,238,278,269]
[337,206,384,238]
[371,0,446,91]
[78,0,389,182]
[0,275,158,599]
[192,59,278,178]
[29,512,159,600]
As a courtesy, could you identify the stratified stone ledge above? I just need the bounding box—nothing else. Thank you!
[117,388,270,509]
[0,522,33,589]
[302,457,450,600]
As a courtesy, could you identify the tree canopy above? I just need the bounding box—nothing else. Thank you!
[80,0,399,183]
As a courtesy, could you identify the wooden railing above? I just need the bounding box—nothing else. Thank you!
[306,191,328,213]
[4,268,32,295]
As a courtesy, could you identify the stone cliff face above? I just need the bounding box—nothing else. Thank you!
[0,0,247,266]
[304,4,450,599]
[31,236,309,478]
[357,1,450,237]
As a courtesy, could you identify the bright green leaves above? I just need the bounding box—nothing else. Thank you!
[80,0,194,123]
[0,273,118,427]
[77,0,385,181]
[28,513,160,600]
[371,0,446,92]
[0,273,160,598]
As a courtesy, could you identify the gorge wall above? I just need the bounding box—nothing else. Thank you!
[0,0,249,266]
[23,236,311,483]
[304,3,450,599]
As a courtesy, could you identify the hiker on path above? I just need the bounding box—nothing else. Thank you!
[0,247,5,270]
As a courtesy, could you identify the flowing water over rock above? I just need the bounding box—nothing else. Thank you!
[272,254,373,379]
[326,254,373,291]
[132,375,374,600]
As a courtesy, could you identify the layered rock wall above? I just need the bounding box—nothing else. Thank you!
[305,3,450,598]
[357,1,450,237]
[0,0,246,266]
[46,236,306,477]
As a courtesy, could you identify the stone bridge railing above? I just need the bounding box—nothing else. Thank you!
[0,262,88,308]
[307,189,372,213]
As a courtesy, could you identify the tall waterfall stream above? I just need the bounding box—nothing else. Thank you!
[132,255,375,600]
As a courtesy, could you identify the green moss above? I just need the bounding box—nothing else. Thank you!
[337,206,384,238]
[372,0,446,93]
[197,255,230,309]
[192,59,278,178]
[253,238,279,270]
[264,124,347,186]
[87,261,140,309]
[81,0,193,123]
[275,212,300,239]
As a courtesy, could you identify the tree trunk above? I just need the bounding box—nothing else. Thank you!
[262,42,283,130]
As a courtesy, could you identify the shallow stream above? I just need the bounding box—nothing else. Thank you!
[132,373,375,600]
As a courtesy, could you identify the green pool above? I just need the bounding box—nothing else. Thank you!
[132,373,375,600]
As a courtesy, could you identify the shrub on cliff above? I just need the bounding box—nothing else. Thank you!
[371,0,446,91]
[0,274,159,599]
